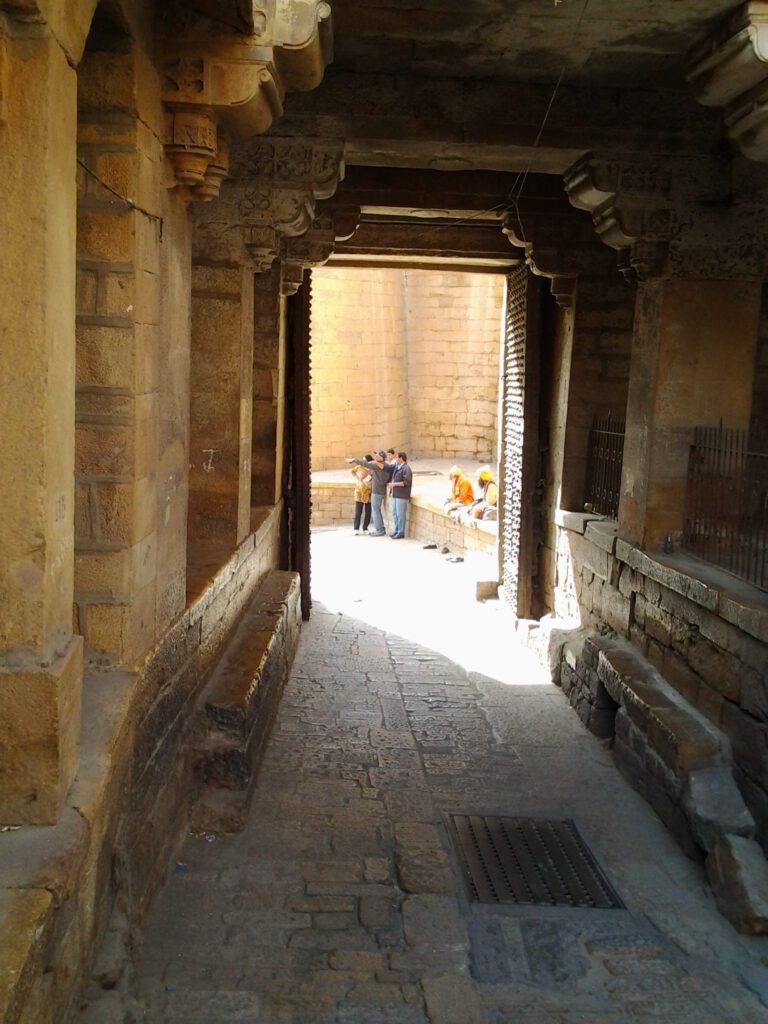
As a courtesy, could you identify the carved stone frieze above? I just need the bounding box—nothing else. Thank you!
[687,2,768,161]
[565,153,768,282]
[192,138,344,270]
[502,201,601,307]
[158,1,333,197]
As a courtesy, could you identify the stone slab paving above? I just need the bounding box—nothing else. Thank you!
[127,532,768,1024]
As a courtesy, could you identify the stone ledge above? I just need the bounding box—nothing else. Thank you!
[192,570,302,832]
[552,630,768,932]
[584,518,618,554]
[555,514,768,645]
[615,541,768,644]
[0,889,53,1024]
[553,508,604,534]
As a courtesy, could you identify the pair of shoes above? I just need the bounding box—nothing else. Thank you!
[447,556,464,563]
[389,533,404,539]
[370,531,385,537]
[423,543,438,550]
[440,546,450,554]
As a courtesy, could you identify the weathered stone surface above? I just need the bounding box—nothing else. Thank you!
[683,767,756,853]
[0,806,88,903]
[422,974,485,1024]
[0,637,83,825]
[394,823,454,894]
[0,889,53,1022]
[706,835,768,934]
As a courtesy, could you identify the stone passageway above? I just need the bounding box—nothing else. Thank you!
[127,532,768,1023]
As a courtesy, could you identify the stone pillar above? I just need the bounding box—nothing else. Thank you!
[252,266,284,507]
[188,260,255,546]
[74,40,177,668]
[189,141,344,522]
[621,277,760,548]
[566,153,767,551]
[0,28,82,823]
[504,200,636,513]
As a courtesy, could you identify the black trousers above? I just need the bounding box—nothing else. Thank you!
[353,501,372,531]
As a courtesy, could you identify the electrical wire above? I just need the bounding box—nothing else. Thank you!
[76,157,164,237]
[506,0,591,244]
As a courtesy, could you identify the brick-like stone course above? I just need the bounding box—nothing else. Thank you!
[540,517,768,930]
[310,268,503,469]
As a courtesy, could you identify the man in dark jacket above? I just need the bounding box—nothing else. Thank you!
[387,451,412,539]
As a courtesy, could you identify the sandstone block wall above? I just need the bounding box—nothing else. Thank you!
[544,514,768,853]
[311,268,409,467]
[310,267,504,469]
[406,271,504,460]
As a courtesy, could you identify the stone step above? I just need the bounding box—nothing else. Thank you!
[191,570,301,831]
[557,631,768,933]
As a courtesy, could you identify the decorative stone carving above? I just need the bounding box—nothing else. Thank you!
[687,3,768,162]
[565,153,768,281]
[502,201,598,307]
[280,215,337,293]
[159,1,333,198]
[192,139,344,269]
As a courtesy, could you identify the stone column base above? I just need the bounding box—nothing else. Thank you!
[0,636,83,824]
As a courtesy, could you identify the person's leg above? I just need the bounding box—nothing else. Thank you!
[371,492,384,534]
[399,498,408,537]
[353,501,362,532]
[391,497,404,537]
[363,501,371,532]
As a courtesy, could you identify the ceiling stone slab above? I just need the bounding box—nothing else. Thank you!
[274,67,724,176]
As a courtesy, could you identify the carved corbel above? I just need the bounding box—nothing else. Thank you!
[565,153,768,282]
[502,201,598,307]
[158,1,333,196]
[564,156,675,281]
[192,138,344,269]
[279,215,338,294]
[687,2,768,162]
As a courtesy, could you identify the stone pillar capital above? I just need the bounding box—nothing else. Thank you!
[279,213,341,294]
[687,1,768,162]
[563,153,768,281]
[502,199,603,306]
[158,1,332,198]
[192,138,344,269]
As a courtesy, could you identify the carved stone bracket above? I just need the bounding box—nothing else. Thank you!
[192,139,344,269]
[159,1,333,199]
[502,200,601,306]
[687,2,768,162]
[565,153,768,282]
[280,214,338,294]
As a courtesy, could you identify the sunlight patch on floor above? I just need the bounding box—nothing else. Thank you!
[311,527,550,686]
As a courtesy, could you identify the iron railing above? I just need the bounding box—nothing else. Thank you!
[683,425,768,591]
[584,412,625,519]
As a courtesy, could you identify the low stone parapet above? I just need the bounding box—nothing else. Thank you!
[558,629,768,933]
[311,479,496,557]
[191,570,301,832]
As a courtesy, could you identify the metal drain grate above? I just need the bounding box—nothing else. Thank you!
[446,814,623,909]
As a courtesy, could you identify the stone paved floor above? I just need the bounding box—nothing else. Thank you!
[128,530,768,1023]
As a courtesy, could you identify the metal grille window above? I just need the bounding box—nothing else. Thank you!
[584,411,625,520]
[683,424,768,592]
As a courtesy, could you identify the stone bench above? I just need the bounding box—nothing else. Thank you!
[191,570,301,833]
[558,631,768,933]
